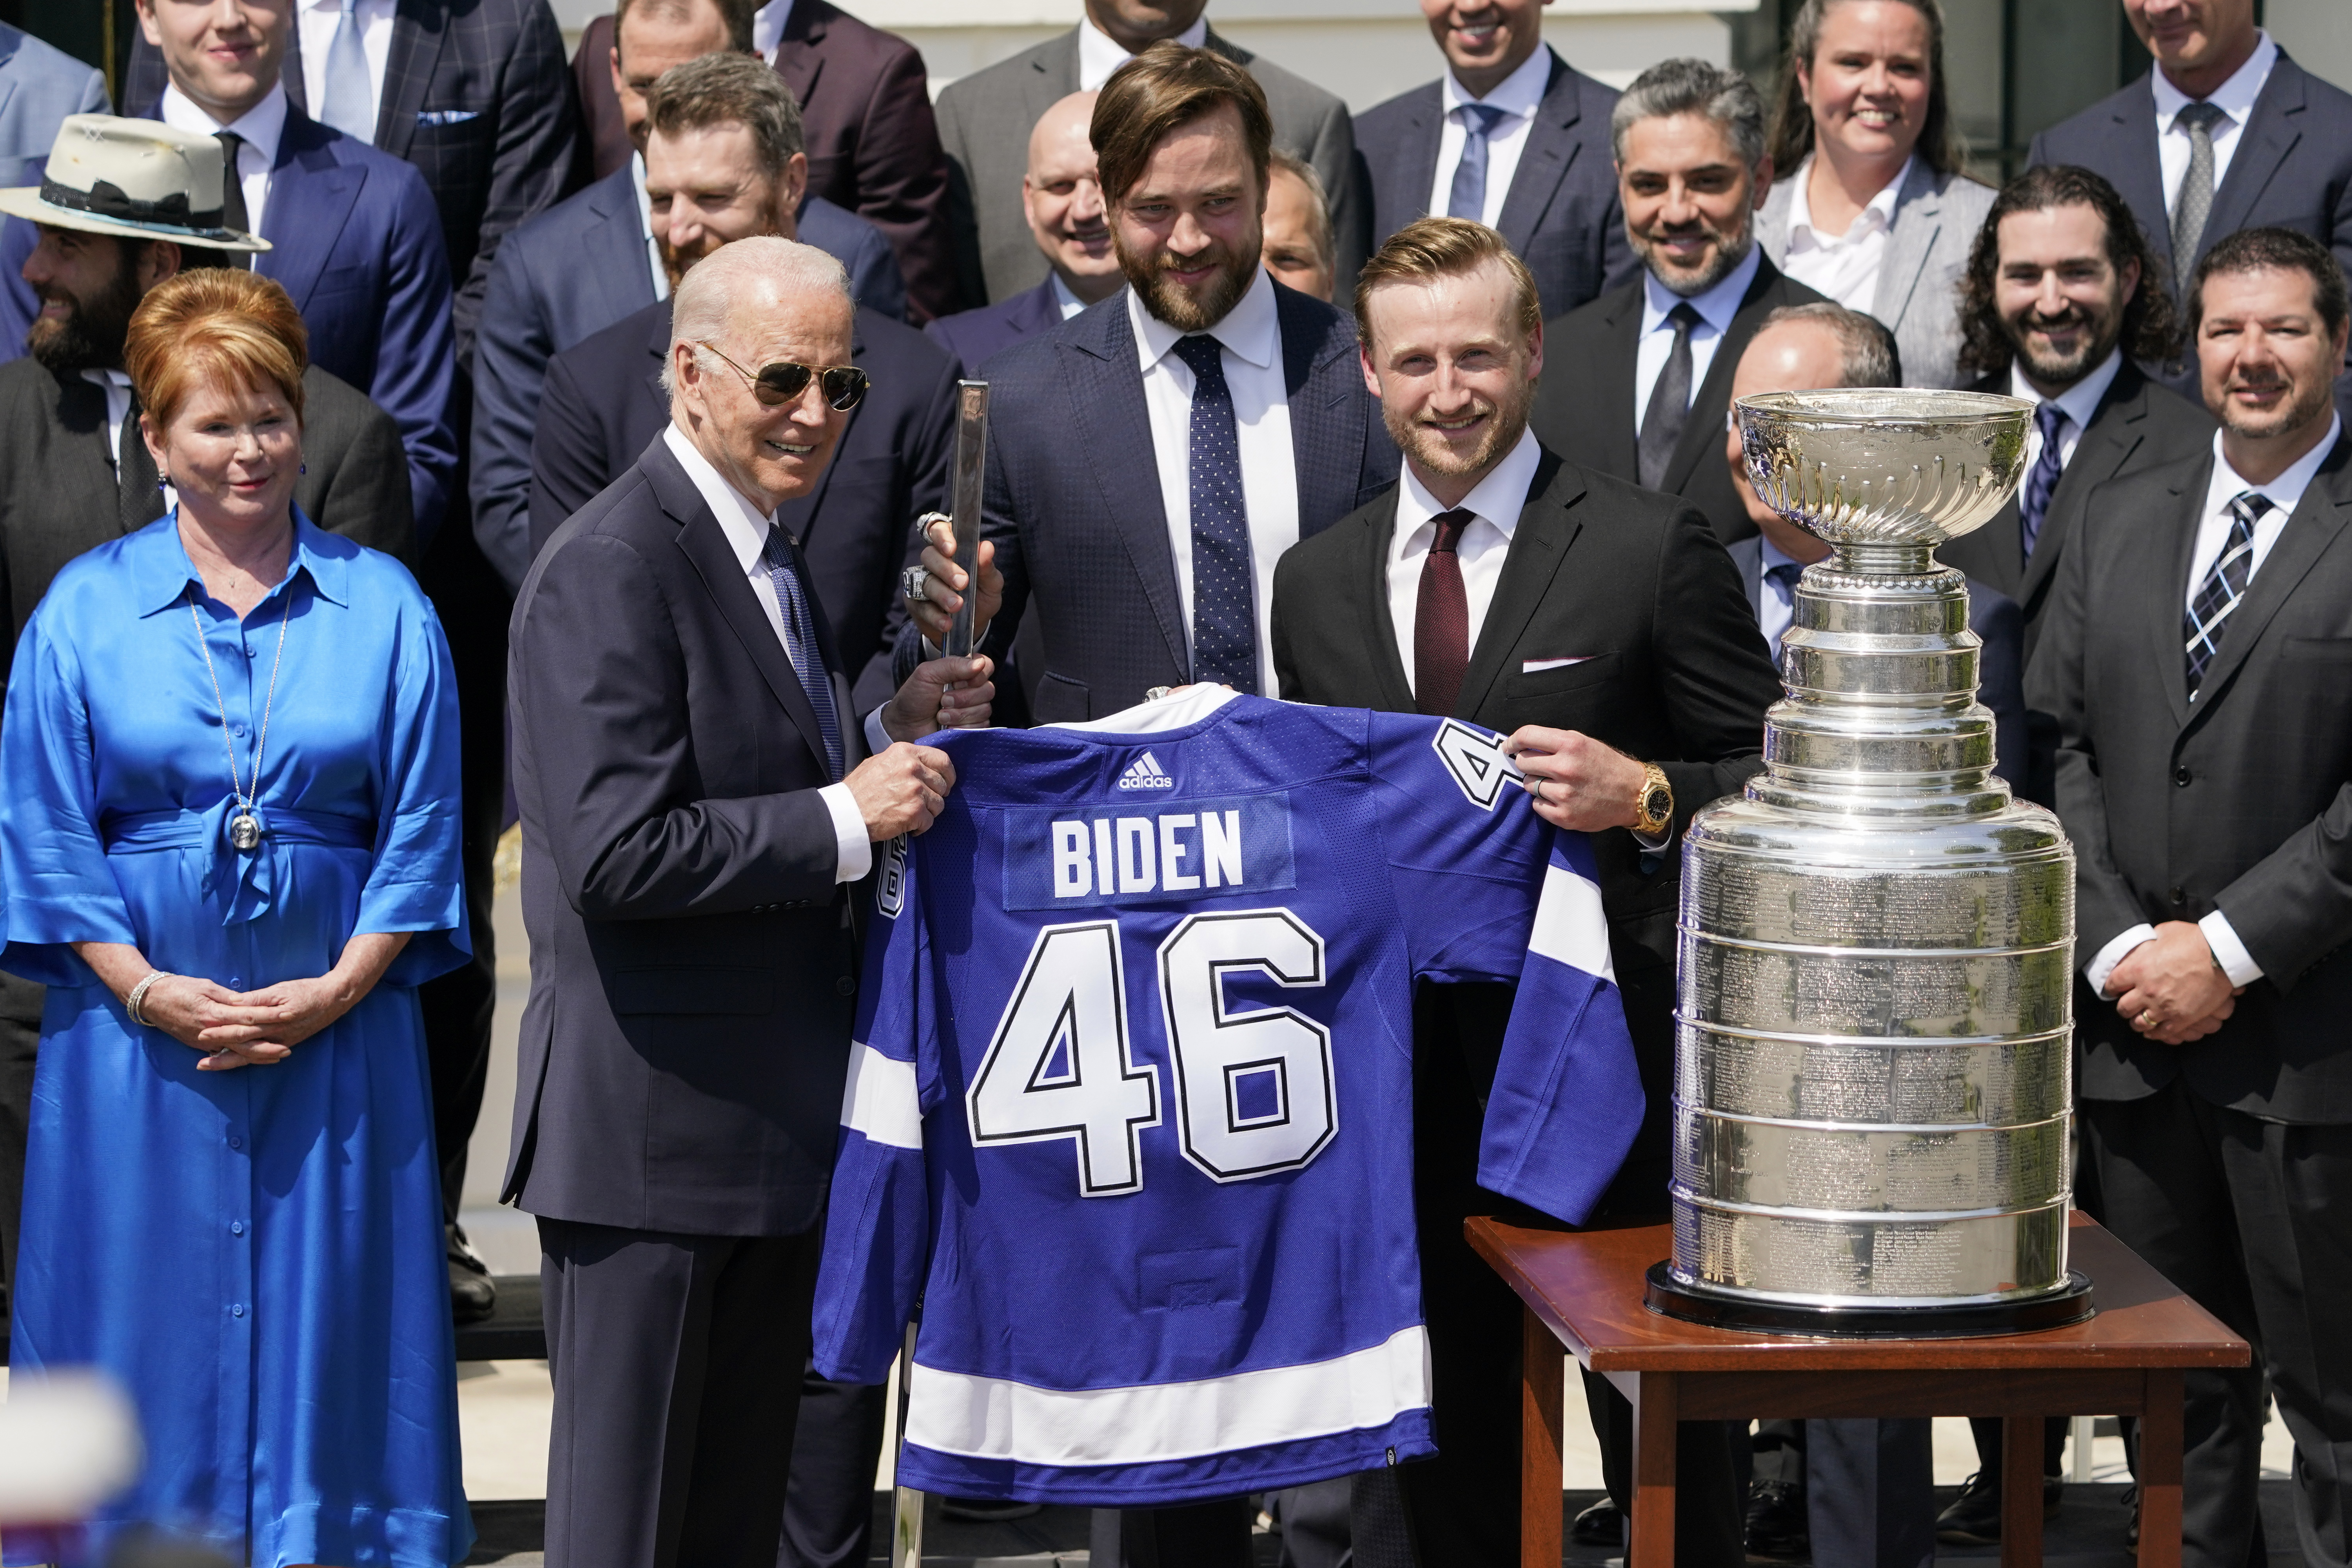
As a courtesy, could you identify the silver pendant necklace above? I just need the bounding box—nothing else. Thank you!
[189,581,291,854]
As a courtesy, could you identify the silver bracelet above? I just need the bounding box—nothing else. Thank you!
[125,971,173,1027]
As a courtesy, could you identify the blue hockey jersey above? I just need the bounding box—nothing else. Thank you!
[811,688,1642,1506]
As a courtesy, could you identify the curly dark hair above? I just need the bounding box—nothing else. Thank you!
[1957,164,2182,379]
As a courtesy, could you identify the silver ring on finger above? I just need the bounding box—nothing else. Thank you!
[901,564,931,604]
[1532,778,1547,805]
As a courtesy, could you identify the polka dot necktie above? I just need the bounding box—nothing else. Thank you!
[2170,101,2230,272]
[1172,334,1258,694]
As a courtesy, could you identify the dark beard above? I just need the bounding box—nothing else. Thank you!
[1118,233,1257,333]
[2004,300,2125,387]
[26,246,142,374]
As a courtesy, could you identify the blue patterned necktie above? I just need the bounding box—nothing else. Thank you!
[320,0,377,143]
[1171,334,1258,693]
[762,523,845,780]
[2018,401,2067,565]
[1765,560,1805,659]
[1446,103,1509,222]
[2183,490,2270,695]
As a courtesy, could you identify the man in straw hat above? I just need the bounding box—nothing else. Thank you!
[0,111,416,1339]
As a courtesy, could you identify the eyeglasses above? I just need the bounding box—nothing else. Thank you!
[695,342,870,411]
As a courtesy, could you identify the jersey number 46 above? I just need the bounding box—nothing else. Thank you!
[965,911,1336,1196]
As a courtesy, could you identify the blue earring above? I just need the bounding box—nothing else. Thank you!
[298,462,307,474]
[156,476,167,491]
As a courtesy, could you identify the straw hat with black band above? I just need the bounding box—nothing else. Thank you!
[0,114,268,253]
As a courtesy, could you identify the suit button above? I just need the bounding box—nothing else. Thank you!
[835,976,856,996]
[2174,765,2192,786]
[2169,886,2187,906]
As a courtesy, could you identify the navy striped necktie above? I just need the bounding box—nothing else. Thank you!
[762,523,845,780]
[2183,491,2270,696]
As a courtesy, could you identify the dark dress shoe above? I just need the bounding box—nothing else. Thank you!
[938,1496,1042,1523]
[1570,1496,1624,1547]
[448,1221,496,1324]
[1745,1479,1809,1558]
[1937,1470,2064,1544]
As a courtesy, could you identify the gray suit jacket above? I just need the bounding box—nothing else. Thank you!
[1757,159,1996,391]
[935,26,1366,308]
[0,358,414,678]
[0,25,108,165]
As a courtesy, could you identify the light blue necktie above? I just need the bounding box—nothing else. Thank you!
[762,524,846,780]
[1446,104,1509,222]
[319,0,377,143]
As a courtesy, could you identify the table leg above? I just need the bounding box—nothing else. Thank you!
[1628,1371,1678,1568]
[1522,1308,1564,1568]
[2000,1412,2045,1568]
[2138,1368,2184,1568]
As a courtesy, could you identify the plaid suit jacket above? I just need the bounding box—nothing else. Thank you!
[127,0,579,367]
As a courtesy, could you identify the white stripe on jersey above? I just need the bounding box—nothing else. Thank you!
[842,1042,923,1149]
[1528,863,1615,984]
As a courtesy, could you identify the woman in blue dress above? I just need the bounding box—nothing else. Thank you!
[0,269,473,1566]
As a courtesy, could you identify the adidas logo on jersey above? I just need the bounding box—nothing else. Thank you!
[1116,752,1176,791]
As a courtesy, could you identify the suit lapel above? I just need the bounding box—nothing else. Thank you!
[2185,438,2352,723]
[1384,84,1445,230]
[1494,55,1587,256]
[773,0,826,111]
[1352,492,1416,713]
[2147,454,2210,728]
[1661,262,1780,493]
[1282,285,1368,533]
[376,0,446,161]
[1869,163,1942,334]
[2109,82,2174,279]
[2198,61,2304,258]
[587,171,657,326]
[2021,366,2150,606]
[258,118,363,315]
[1457,452,1583,717]
[1727,534,1765,617]
[1062,300,1191,675]
[1587,286,1644,479]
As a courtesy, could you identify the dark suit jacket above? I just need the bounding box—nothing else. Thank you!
[569,6,955,322]
[1727,532,2027,788]
[1352,49,1635,321]
[2033,436,2352,1123]
[1529,255,1826,546]
[902,282,1398,721]
[529,297,956,711]
[935,26,1367,308]
[504,430,869,1235]
[129,0,580,363]
[469,164,905,590]
[923,276,1065,373]
[1269,446,1779,1204]
[0,358,413,676]
[2,108,459,539]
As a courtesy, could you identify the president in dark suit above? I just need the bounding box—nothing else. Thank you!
[506,235,991,1568]
[127,0,577,364]
[1352,3,1633,321]
[1530,58,1825,547]
[904,45,1396,736]
[473,24,907,592]
[2033,227,2352,1568]
[1272,218,1779,1568]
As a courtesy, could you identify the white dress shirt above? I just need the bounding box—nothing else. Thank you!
[631,150,672,303]
[298,0,397,139]
[2152,31,2278,218]
[753,0,797,58]
[1129,266,1302,693]
[1632,244,1761,434]
[2082,412,2343,995]
[1049,272,1090,320]
[1755,531,1808,656]
[1779,154,1912,313]
[2010,347,2123,475]
[159,83,287,237]
[1386,427,1543,693]
[86,368,179,514]
[1425,45,1553,230]
[1078,14,1209,91]
[661,424,891,882]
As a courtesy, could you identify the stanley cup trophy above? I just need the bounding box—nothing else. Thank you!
[1648,388,2094,1336]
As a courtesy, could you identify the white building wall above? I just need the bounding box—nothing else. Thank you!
[2266,0,2352,100]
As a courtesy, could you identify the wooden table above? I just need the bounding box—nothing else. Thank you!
[1466,1213,2248,1568]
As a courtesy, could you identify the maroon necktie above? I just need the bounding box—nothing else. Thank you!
[1414,508,1473,716]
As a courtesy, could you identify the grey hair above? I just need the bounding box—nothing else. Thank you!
[645,51,804,181]
[1758,301,1903,387]
[662,236,851,396]
[1609,58,1768,171]
[1268,147,1332,263]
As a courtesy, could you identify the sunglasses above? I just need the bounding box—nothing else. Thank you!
[696,342,869,411]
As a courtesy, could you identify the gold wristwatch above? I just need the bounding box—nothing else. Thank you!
[1631,761,1674,837]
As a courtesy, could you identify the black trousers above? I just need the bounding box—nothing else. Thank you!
[0,969,40,1321]
[540,1216,821,1568]
[1806,1419,1935,1568]
[777,1366,889,1568]
[2084,1080,2352,1568]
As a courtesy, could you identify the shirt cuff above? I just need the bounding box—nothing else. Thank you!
[2198,910,2263,987]
[820,782,872,884]
[1632,822,1675,853]
[863,706,893,755]
[2085,924,2157,996]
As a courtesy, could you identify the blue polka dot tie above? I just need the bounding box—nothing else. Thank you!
[1172,334,1258,694]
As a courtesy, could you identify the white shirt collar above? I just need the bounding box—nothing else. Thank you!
[2205,412,2343,522]
[1130,264,1280,374]
[2151,29,2277,128]
[752,0,796,57]
[663,423,776,574]
[1643,243,1760,338]
[1784,153,1912,251]
[159,79,288,164]
[1048,272,1089,319]
[1438,44,1553,120]
[2009,346,2123,432]
[1394,426,1543,549]
[1078,14,1210,92]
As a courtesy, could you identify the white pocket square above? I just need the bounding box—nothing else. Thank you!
[1521,656,1594,673]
